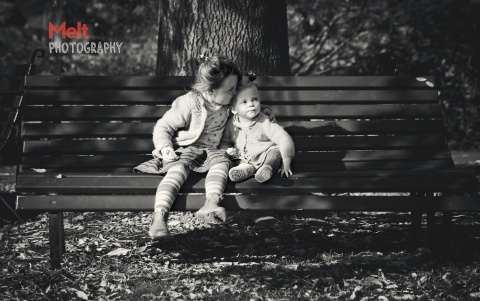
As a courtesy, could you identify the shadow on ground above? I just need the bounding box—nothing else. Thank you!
[143,211,480,264]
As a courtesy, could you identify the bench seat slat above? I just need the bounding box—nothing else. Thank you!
[22,120,447,138]
[21,150,454,169]
[292,160,454,170]
[16,194,480,212]
[17,169,474,177]
[16,169,478,194]
[24,76,435,89]
[21,158,455,171]
[22,104,442,121]
[25,89,438,104]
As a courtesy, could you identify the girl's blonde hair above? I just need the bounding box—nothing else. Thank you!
[191,55,242,93]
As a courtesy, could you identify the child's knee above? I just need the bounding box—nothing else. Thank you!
[265,148,282,170]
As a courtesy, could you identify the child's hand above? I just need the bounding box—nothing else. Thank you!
[278,157,293,177]
[152,149,162,158]
[226,147,238,157]
[161,147,179,161]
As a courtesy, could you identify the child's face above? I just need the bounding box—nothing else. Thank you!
[208,74,238,106]
[231,85,261,120]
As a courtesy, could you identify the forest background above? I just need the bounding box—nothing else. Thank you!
[1,0,480,149]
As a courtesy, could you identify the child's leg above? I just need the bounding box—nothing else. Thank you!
[229,162,256,182]
[149,164,190,238]
[195,161,229,224]
[255,148,282,183]
[205,161,229,200]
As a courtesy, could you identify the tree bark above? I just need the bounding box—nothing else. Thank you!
[156,0,291,76]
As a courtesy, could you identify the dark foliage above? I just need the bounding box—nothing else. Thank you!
[288,0,480,149]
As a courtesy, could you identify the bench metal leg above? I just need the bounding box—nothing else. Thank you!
[442,211,453,227]
[426,210,439,248]
[426,211,436,232]
[411,211,422,230]
[410,192,423,247]
[48,212,64,269]
[411,211,422,235]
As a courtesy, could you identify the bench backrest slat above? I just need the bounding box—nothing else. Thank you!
[22,120,446,138]
[22,135,449,153]
[25,89,438,104]
[24,75,435,89]
[22,104,442,121]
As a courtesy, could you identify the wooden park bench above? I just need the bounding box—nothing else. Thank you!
[13,68,480,268]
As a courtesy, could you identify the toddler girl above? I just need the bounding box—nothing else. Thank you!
[220,75,295,183]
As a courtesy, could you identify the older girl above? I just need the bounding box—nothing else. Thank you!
[140,55,272,239]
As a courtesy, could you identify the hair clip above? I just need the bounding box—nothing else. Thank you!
[197,53,210,64]
[247,71,257,82]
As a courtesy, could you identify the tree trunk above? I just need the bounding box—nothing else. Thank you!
[156,0,291,76]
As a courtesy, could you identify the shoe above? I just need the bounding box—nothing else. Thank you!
[149,210,171,239]
[229,164,256,182]
[255,165,273,183]
[195,194,227,224]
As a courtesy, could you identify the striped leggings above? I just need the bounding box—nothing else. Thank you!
[154,162,229,212]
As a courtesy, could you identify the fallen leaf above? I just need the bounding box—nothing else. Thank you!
[264,237,280,244]
[419,275,428,284]
[136,246,147,253]
[73,289,89,300]
[107,248,131,256]
[364,276,383,287]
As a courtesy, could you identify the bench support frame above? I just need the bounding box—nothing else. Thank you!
[48,212,65,269]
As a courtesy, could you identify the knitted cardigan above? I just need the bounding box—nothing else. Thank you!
[219,112,295,163]
[152,92,214,154]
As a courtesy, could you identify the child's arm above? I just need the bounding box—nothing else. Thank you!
[263,120,295,177]
[278,157,293,177]
[152,97,191,156]
[219,119,234,150]
[219,119,238,157]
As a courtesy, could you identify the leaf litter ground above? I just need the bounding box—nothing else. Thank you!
[1,208,480,301]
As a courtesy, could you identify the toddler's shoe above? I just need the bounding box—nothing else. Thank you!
[229,164,256,182]
[195,194,227,224]
[255,165,273,183]
[149,210,171,239]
